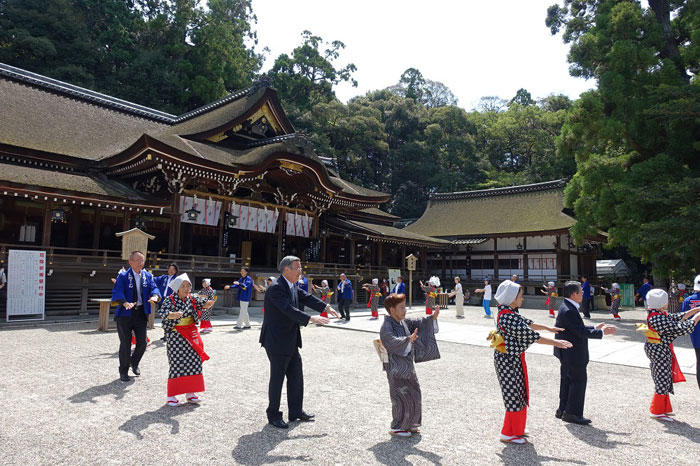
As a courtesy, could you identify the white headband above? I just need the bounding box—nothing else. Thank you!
[169,273,191,292]
[646,289,668,310]
[372,278,378,285]
[202,278,211,286]
[495,280,521,306]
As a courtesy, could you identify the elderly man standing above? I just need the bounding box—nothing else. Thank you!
[379,293,440,438]
[554,280,616,424]
[260,256,340,429]
[111,251,161,382]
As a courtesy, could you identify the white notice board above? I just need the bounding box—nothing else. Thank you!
[6,249,46,321]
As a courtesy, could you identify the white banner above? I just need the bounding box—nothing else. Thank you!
[179,196,222,226]
[228,204,279,234]
[283,212,313,238]
[7,249,46,321]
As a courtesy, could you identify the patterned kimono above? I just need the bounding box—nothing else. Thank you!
[379,315,440,431]
[493,305,540,412]
[644,310,696,395]
[317,285,331,317]
[545,286,558,311]
[198,286,216,330]
[367,284,382,318]
[159,293,210,396]
[605,288,621,316]
[421,284,437,315]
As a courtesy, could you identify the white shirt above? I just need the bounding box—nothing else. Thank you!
[565,297,580,310]
[454,283,463,300]
[484,284,492,300]
[133,270,143,306]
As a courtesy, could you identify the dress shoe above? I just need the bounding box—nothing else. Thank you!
[269,419,289,429]
[562,413,591,425]
[555,409,563,419]
[120,374,131,382]
[131,365,141,376]
[289,412,315,422]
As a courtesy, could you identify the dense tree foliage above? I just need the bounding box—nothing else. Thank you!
[0,0,263,113]
[547,0,700,277]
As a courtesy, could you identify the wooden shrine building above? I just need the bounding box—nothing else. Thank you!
[0,63,445,316]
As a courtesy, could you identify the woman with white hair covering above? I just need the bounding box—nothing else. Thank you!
[198,278,216,334]
[489,280,571,444]
[601,283,622,320]
[312,279,333,317]
[540,281,558,318]
[419,276,440,315]
[363,278,382,320]
[639,288,700,421]
[158,273,215,407]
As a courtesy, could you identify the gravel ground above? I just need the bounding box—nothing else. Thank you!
[1,320,699,465]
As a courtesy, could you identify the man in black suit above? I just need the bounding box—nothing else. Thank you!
[260,255,340,429]
[554,280,616,424]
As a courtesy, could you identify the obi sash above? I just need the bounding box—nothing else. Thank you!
[647,311,685,383]
[174,324,210,362]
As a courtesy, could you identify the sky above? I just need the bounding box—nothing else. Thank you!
[251,0,595,110]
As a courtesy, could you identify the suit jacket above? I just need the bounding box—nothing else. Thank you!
[111,268,161,318]
[260,275,327,355]
[554,299,603,365]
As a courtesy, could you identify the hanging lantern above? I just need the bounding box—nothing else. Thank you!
[224,211,238,229]
[185,207,200,221]
[51,208,66,223]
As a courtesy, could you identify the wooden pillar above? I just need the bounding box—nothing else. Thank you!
[441,253,446,278]
[321,234,327,263]
[169,193,181,254]
[493,238,499,280]
[421,247,427,270]
[41,201,52,247]
[276,212,284,264]
[401,246,406,268]
[218,200,228,258]
[522,236,529,282]
[377,242,383,267]
[68,206,81,248]
[92,208,101,252]
[349,239,355,266]
[555,235,562,279]
[122,208,131,231]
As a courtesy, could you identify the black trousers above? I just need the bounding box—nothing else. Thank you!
[265,348,304,421]
[558,361,588,417]
[338,298,350,320]
[581,298,591,318]
[115,306,148,375]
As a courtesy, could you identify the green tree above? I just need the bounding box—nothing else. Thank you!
[547,0,700,276]
[510,88,535,107]
[267,30,357,114]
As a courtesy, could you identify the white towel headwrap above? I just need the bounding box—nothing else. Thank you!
[495,280,521,306]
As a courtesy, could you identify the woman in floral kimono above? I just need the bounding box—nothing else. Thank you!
[419,276,440,315]
[601,283,622,320]
[198,278,216,334]
[363,278,382,320]
[489,280,571,444]
[639,289,700,421]
[159,273,215,407]
[312,279,333,317]
[540,281,558,318]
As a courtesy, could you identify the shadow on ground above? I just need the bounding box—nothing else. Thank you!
[119,403,200,440]
[565,424,641,449]
[497,442,585,465]
[231,424,327,465]
[368,435,442,466]
[68,379,133,404]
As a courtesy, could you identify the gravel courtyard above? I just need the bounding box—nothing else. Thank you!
[1,318,699,465]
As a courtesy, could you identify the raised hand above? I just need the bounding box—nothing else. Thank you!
[326,308,340,319]
[409,328,419,342]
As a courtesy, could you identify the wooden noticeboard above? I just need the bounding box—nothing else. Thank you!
[115,228,155,260]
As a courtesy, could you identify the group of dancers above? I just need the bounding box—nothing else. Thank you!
[111,252,700,443]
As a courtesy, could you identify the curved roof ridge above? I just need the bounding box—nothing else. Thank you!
[430,179,568,201]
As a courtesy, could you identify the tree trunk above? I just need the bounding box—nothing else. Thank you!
[648,0,690,82]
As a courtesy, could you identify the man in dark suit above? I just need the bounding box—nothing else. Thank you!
[554,281,616,424]
[260,255,340,429]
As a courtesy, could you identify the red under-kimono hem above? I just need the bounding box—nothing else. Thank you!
[168,374,205,396]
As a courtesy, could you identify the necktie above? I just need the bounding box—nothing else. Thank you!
[292,285,298,307]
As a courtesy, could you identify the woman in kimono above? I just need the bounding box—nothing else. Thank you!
[312,279,333,317]
[198,278,216,334]
[601,283,622,320]
[540,281,558,318]
[419,276,440,315]
[639,289,700,421]
[159,273,215,407]
[490,280,571,444]
[379,293,440,438]
[363,278,382,320]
